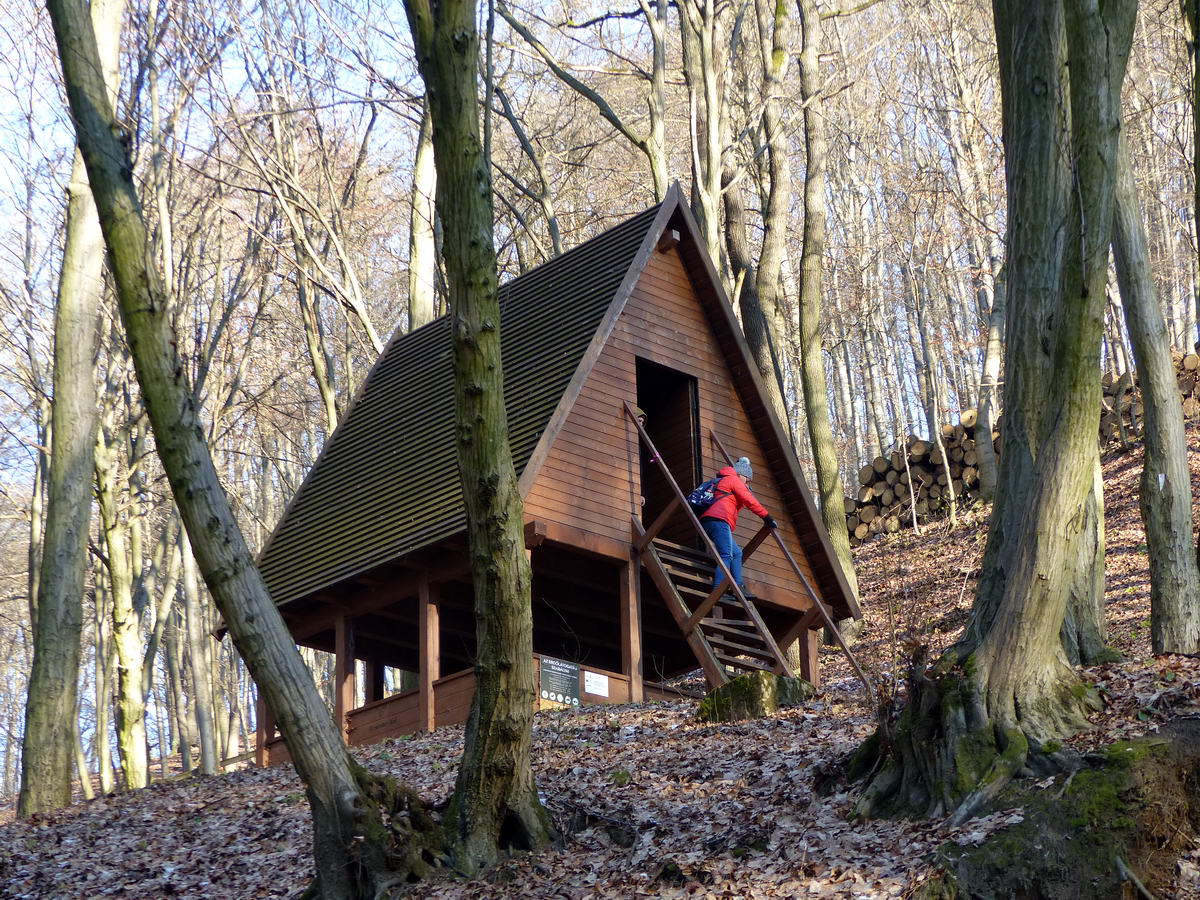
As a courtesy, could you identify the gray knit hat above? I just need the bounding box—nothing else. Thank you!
[733,457,753,480]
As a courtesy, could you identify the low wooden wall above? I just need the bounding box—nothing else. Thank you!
[262,656,672,765]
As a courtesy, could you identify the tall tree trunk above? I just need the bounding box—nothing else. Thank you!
[1112,129,1200,653]
[19,0,123,816]
[975,268,1005,501]
[796,0,860,608]
[164,612,193,774]
[856,0,1136,823]
[94,581,115,796]
[72,707,94,801]
[722,176,788,425]
[44,2,441,893]
[1059,459,1107,665]
[95,419,149,791]
[403,0,554,874]
[408,99,438,331]
[181,531,217,774]
[678,0,729,272]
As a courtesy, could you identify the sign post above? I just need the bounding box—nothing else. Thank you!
[539,657,580,709]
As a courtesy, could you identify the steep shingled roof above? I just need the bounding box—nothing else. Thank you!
[259,189,860,622]
[258,203,664,609]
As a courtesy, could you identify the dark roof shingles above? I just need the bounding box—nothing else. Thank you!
[258,205,661,608]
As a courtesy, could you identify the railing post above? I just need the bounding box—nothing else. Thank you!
[418,578,440,732]
[620,557,644,702]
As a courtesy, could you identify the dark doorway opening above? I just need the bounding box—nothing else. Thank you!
[636,358,700,544]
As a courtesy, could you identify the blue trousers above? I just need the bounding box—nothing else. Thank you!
[702,518,743,590]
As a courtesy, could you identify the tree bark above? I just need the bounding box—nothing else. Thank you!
[856,0,1136,822]
[94,422,149,790]
[1112,129,1200,653]
[795,0,860,607]
[44,1,441,893]
[18,0,122,817]
[974,268,1005,501]
[181,530,218,774]
[403,0,554,876]
[408,98,438,330]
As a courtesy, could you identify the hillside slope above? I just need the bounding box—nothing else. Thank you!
[1,437,1199,899]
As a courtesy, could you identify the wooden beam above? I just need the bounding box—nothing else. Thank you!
[418,579,440,732]
[776,604,826,658]
[798,627,820,687]
[524,518,549,548]
[333,614,356,740]
[685,581,728,635]
[287,560,470,643]
[537,518,632,561]
[620,557,644,702]
[255,690,274,767]
[739,524,772,564]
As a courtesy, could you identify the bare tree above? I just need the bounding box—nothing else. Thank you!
[403,0,554,874]
[19,0,123,817]
[855,0,1137,822]
[44,0,442,893]
[1112,128,1200,653]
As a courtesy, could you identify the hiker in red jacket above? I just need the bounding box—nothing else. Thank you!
[700,456,777,597]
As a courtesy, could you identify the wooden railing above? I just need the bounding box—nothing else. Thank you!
[707,428,873,697]
[624,402,794,678]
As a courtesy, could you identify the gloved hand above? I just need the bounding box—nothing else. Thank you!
[764,515,778,529]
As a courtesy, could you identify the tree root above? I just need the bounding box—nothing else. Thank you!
[852,646,1082,823]
[303,761,446,899]
[444,790,557,878]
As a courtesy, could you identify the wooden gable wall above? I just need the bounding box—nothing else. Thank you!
[523,246,824,610]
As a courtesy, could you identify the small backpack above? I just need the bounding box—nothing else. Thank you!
[687,477,731,515]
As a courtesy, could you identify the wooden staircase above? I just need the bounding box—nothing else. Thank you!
[639,535,790,685]
[624,401,874,697]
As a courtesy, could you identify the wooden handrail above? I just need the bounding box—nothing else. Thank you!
[624,403,794,678]
[707,428,874,698]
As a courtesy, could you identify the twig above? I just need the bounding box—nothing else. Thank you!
[1052,769,1077,800]
[1115,856,1158,900]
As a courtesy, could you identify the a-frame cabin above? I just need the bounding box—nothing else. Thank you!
[254,185,859,765]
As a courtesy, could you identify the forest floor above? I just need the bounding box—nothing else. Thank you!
[2,435,1200,898]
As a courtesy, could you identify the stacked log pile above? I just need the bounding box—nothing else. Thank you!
[1099,352,1200,445]
[849,353,1200,545]
[844,409,998,546]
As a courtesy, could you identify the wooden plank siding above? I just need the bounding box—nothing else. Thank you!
[524,247,823,612]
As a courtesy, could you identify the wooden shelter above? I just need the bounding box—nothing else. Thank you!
[254,186,859,765]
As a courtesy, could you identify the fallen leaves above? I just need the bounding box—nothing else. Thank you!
[0,433,1198,897]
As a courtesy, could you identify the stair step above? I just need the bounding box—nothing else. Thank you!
[656,557,713,578]
[677,583,722,600]
[661,563,713,584]
[703,632,775,659]
[714,652,773,672]
[700,618,761,637]
[651,539,710,564]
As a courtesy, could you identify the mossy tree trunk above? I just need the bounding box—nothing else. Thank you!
[1112,129,1200,654]
[857,0,1136,823]
[44,1,440,895]
[402,0,554,876]
[796,0,860,616]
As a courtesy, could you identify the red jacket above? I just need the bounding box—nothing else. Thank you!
[700,466,769,531]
